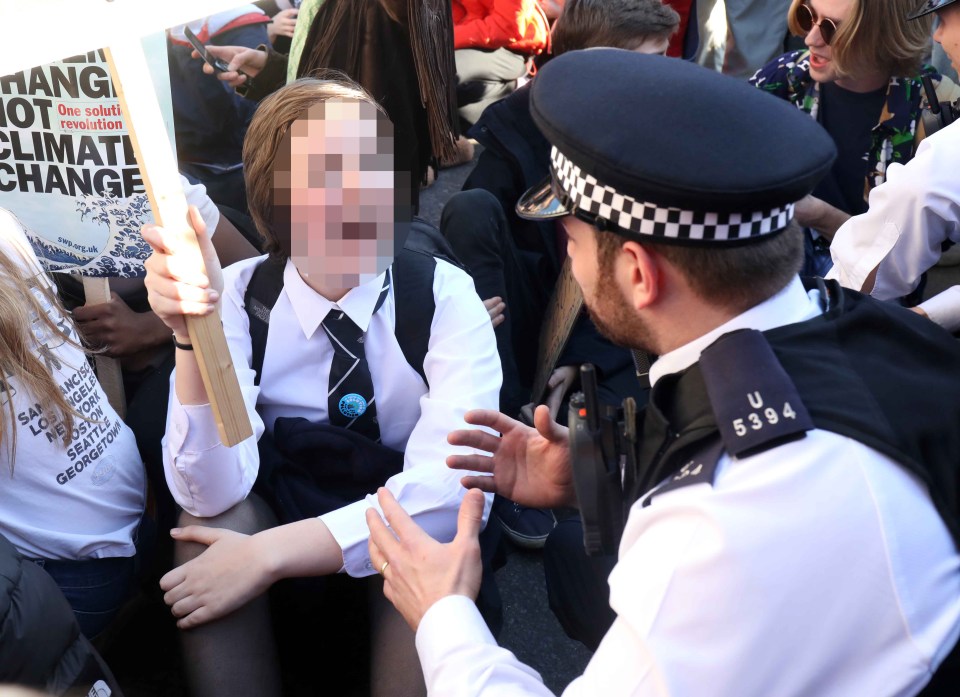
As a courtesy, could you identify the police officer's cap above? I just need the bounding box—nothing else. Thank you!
[908,0,958,19]
[517,49,836,246]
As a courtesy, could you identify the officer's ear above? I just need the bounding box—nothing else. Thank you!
[619,240,661,311]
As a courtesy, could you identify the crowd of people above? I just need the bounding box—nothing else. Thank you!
[3,0,960,695]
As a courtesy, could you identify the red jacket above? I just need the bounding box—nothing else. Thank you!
[452,0,550,54]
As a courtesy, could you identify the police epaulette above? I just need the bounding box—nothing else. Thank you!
[699,329,814,458]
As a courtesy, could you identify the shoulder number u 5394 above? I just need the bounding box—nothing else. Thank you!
[732,402,797,437]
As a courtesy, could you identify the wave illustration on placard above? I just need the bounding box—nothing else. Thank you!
[27,193,152,278]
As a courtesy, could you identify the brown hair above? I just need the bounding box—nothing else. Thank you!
[243,75,392,258]
[0,238,84,469]
[595,222,804,314]
[551,0,680,56]
[787,0,933,78]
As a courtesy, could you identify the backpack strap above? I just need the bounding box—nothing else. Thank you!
[243,218,463,389]
[243,255,286,387]
[392,217,466,387]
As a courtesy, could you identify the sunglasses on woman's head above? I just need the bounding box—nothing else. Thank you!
[796,3,839,44]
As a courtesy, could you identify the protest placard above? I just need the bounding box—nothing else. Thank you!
[529,259,584,408]
[0,0,255,446]
[0,34,173,277]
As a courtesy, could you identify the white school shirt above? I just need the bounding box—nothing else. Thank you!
[828,119,960,331]
[0,208,145,560]
[163,254,501,576]
[415,277,960,696]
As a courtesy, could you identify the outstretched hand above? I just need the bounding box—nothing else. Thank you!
[366,488,485,631]
[446,405,576,510]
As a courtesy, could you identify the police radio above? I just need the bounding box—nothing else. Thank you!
[567,363,638,556]
[920,74,960,141]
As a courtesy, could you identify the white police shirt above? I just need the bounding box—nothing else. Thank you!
[163,254,500,576]
[414,277,960,696]
[828,119,960,331]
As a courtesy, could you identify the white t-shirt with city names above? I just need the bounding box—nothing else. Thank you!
[0,207,145,560]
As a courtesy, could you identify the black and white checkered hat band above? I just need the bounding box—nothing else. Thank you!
[551,148,795,241]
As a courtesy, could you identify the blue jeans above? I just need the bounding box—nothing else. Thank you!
[27,516,154,639]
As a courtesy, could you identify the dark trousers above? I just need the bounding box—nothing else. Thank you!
[543,515,617,652]
[441,189,550,418]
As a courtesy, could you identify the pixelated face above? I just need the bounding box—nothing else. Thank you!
[278,99,396,290]
[935,4,960,73]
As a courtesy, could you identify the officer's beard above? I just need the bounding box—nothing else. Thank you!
[585,271,656,355]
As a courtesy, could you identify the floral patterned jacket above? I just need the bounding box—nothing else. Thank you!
[749,49,947,202]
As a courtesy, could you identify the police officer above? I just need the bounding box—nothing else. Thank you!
[365,48,960,696]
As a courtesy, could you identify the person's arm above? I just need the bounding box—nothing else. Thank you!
[70,291,173,359]
[367,487,555,695]
[211,213,259,266]
[915,286,960,333]
[828,124,960,299]
[320,262,503,576]
[198,44,288,101]
[143,208,262,516]
[161,515,344,629]
[446,404,576,509]
[793,194,850,241]
[381,434,928,696]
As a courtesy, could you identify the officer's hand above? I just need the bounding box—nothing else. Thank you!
[446,406,576,509]
[366,488,484,631]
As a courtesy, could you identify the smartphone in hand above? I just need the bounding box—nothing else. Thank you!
[182,25,232,73]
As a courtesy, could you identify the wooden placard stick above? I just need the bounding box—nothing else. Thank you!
[80,276,127,420]
[103,38,252,446]
[524,258,584,421]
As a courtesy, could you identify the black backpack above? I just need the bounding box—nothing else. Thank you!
[243,217,464,387]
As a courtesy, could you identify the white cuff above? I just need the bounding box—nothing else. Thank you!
[918,286,960,333]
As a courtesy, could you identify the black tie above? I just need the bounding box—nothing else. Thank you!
[322,310,380,441]
[321,278,390,441]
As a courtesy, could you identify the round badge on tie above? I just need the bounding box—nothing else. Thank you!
[339,393,368,418]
